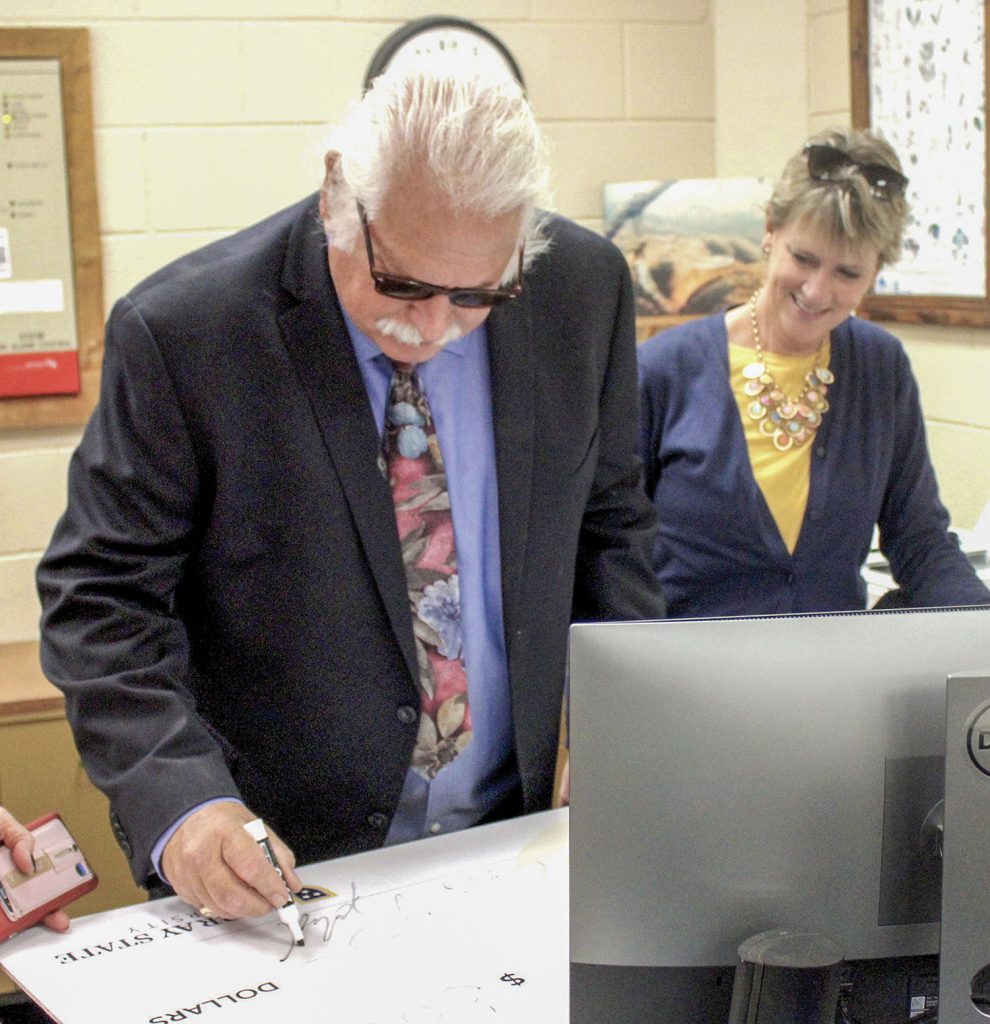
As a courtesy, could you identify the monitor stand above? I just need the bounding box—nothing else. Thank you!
[938,670,990,1021]
[570,963,735,1023]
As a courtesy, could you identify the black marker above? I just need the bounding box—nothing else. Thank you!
[244,818,305,946]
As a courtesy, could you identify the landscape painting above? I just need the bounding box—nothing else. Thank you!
[603,177,772,334]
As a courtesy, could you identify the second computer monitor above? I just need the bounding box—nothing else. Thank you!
[569,606,990,1023]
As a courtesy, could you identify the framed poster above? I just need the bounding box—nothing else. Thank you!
[603,177,771,341]
[0,28,103,428]
[851,0,990,327]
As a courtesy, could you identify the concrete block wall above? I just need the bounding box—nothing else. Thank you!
[1,1,987,647]
[807,0,851,135]
[0,1,716,644]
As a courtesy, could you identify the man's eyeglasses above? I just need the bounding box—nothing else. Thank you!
[357,202,524,309]
[804,143,909,201]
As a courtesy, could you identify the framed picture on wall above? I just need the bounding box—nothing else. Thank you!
[850,0,990,327]
[603,177,771,342]
[0,28,103,428]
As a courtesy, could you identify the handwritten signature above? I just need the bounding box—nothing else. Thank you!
[277,882,362,962]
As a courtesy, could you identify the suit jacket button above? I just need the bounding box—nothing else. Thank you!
[367,812,389,830]
[109,811,133,857]
[396,704,417,725]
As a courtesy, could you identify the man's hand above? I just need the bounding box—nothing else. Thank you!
[161,801,302,920]
[0,807,71,933]
[554,753,570,809]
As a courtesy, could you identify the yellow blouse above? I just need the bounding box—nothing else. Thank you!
[728,340,832,554]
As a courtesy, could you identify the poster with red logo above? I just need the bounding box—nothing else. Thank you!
[0,58,80,398]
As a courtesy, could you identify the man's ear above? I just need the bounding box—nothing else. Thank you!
[319,151,341,221]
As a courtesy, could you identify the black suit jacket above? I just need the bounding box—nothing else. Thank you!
[37,195,665,884]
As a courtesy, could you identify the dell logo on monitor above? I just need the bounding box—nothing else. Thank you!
[966,704,990,777]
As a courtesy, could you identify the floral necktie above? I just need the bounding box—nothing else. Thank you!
[385,363,472,780]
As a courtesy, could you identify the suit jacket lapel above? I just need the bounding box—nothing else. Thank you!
[487,292,535,645]
[275,203,418,680]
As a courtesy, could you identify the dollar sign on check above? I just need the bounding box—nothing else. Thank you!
[500,973,525,986]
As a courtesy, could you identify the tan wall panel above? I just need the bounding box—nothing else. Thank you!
[135,0,345,15]
[713,0,807,177]
[807,8,850,115]
[94,128,147,234]
[145,126,325,231]
[0,556,43,646]
[626,22,715,120]
[809,111,851,134]
[498,23,625,120]
[0,2,132,17]
[102,232,232,311]
[533,0,710,21]
[240,22,393,123]
[0,429,80,456]
[899,327,990,430]
[338,1,530,19]
[0,450,71,554]
[881,328,990,532]
[545,121,715,220]
[89,22,244,127]
[807,0,847,14]
[925,422,990,531]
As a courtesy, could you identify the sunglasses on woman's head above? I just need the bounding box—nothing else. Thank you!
[357,202,524,309]
[804,143,908,201]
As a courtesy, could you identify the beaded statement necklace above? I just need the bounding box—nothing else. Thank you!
[743,290,834,451]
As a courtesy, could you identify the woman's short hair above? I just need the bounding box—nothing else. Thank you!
[323,55,552,272]
[766,127,909,267]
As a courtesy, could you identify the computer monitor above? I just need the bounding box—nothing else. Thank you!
[569,607,990,1023]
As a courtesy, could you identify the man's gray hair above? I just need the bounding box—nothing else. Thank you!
[323,55,552,272]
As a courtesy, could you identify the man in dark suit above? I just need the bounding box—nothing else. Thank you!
[36,58,665,923]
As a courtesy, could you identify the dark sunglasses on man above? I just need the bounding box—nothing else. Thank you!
[804,143,909,202]
[357,202,524,308]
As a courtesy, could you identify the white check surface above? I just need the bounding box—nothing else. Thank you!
[1,809,569,1024]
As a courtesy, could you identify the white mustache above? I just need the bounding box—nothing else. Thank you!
[376,317,464,349]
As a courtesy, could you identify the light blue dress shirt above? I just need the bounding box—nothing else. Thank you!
[151,316,517,878]
[344,314,517,844]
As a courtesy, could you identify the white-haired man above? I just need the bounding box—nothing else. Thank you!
[37,59,665,924]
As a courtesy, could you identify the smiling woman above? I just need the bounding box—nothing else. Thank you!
[636,127,990,617]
